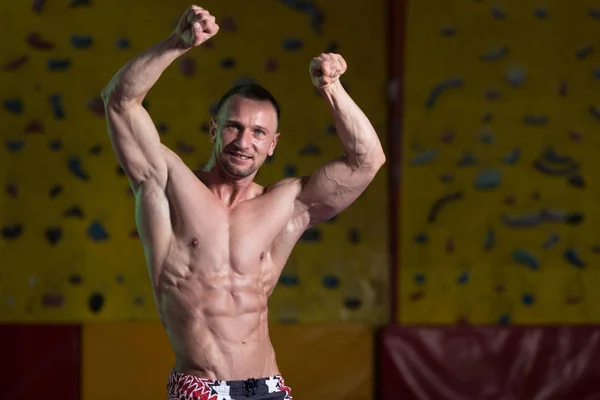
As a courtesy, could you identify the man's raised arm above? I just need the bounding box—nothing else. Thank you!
[101,5,218,190]
[296,53,386,226]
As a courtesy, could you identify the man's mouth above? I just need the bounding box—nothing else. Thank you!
[228,151,252,160]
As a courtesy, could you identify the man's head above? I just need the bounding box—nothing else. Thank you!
[210,83,281,180]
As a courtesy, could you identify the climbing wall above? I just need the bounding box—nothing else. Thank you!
[0,0,388,323]
[400,0,600,324]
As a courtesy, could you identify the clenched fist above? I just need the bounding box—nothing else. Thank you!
[173,5,219,48]
[309,53,347,90]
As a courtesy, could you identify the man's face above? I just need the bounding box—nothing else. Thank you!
[210,95,280,179]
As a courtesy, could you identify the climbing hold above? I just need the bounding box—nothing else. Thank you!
[576,45,593,60]
[200,123,209,133]
[299,143,321,155]
[3,98,23,114]
[129,228,139,238]
[88,292,104,314]
[534,6,547,18]
[414,233,428,244]
[414,273,426,284]
[440,130,454,144]
[343,296,362,310]
[300,228,321,241]
[179,57,196,77]
[280,0,324,33]
[5,140,25,153]
[491,7,505,19]
[482,112,493,124]
[564,248,586,268]
[115,274,125,284]
[49,184,62,198]
[70,0,91,6]
[588,8,600,19]
[502,148,520,164]
[116,37,130,49]
[24,119,44,134]
[89,144,102,155]
[283,164,296,177]
[568,130,582,142]
[68,274,83,285]
[410,149,438,165]
[27,33,55,50]
[231,77,256,88]
[133,296,145,307]
[71,35,93,49]
[485,89,501,101]
[2,55,29,71]
[1,224,23,239]
[426,77,463,109]
[566,295,583,305]
[478,129,494,144]
[49,139,62,151]
[440,26,457,37]
[67,157,89,180]
[569,175,585,188]
[542,233,560,249]
[279,274,299,286]
[176,141,196,154]
[480,46,509,62]
[348,228,360,244]
[512,249,540,270]
[497,314,511,325]
[49,94,65,119]
[523,114,549,126]
[32,0,45,12]
[156,122,168,134]
[64,206,84,218]
[87,96,104,116]
[45,226,62,245]
[265,58,278,72]
[456,271,470,284]
[219,58,236,70]
[322,274,340,289]
[5,184,18,198]
[439,174,454,183]
[283,38,303,51]
[521,293,535,306]
[428,191,463,223]
[504,196,515,205]
[458,152,477,166]
[47,59,71,71]
[42,293,64,308]
[483,228,495,251]
[590,105,600,122]
[505,68,526,87]
[445,237,454,254]
[409,291,425,301]
[87,221,109,241]
[208,101,219,116]
[532,191,541,201]
[475,169,502,190]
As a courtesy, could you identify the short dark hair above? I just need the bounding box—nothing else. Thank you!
[215,83,281,121]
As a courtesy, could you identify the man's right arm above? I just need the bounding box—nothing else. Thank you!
[101,5,219,191]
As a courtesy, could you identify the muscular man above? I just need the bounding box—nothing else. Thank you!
[102,5,385,400]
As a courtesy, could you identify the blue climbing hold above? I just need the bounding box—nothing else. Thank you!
[564,248,586,268]
[208,101,219,116]
[48,59,71,71]
[299,143,321,155]
[326,124,336,135]
[475,169,502,190]
[512,249,540,270]
[1,224,23,239]
[49,94,65,119]
[458,152,477,166]
[45,226,62,245]
[534,6,547,18]
[87,221,109,241]
[300,228,321,242]
[279,274,299,286]
[283,38,303,51]
[456,271,470,284]
[116,37,130,49]
[3,99,23,114]
[415,233,428,244]
[497,313,511,325]
[523,114,549,126]
[414,273,426,284]
[344,296,362,310]
[502,148,520,165]
[64,206,84,218]
[5,140,25,153]
[220,58,236,69]
[283,164,297,177]
[322,274,340,289]
[410,149,438,166]
[491,7,505,19]
[348,228,360,244]
[426,78,463,109]
[68,157,89,181]
[71,35,93,49]
[88,292,104,314]
[49,139,62,151]
[49,184,62,198]
[521,293,535,306]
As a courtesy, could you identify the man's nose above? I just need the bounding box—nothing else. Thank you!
[234,129,252,149]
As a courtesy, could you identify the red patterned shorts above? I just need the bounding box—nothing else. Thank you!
[167,370,293,400]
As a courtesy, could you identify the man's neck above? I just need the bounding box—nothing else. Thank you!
[201,160,259,207]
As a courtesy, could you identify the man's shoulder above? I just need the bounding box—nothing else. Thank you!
[264,176,307,193]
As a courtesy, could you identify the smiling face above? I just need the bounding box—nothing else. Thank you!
[210,95,280,180]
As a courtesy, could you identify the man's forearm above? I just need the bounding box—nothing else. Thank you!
[102,34,188,104]
[319,82,385,169]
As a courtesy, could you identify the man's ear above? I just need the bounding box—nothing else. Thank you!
[268,132,281,157]
[209,118,217,144]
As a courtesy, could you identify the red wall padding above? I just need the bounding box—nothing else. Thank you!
[378,326,600,400]
[0,324,80,400]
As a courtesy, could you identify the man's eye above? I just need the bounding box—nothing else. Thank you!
[255,130,265,135]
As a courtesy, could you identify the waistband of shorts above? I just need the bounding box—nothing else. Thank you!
[167,370,291,397]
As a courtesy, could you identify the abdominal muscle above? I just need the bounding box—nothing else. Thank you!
[155,258,280,381]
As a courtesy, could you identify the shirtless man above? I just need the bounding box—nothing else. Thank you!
[102,5,385,400]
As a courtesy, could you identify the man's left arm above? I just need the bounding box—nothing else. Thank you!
[296,53,386,227]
